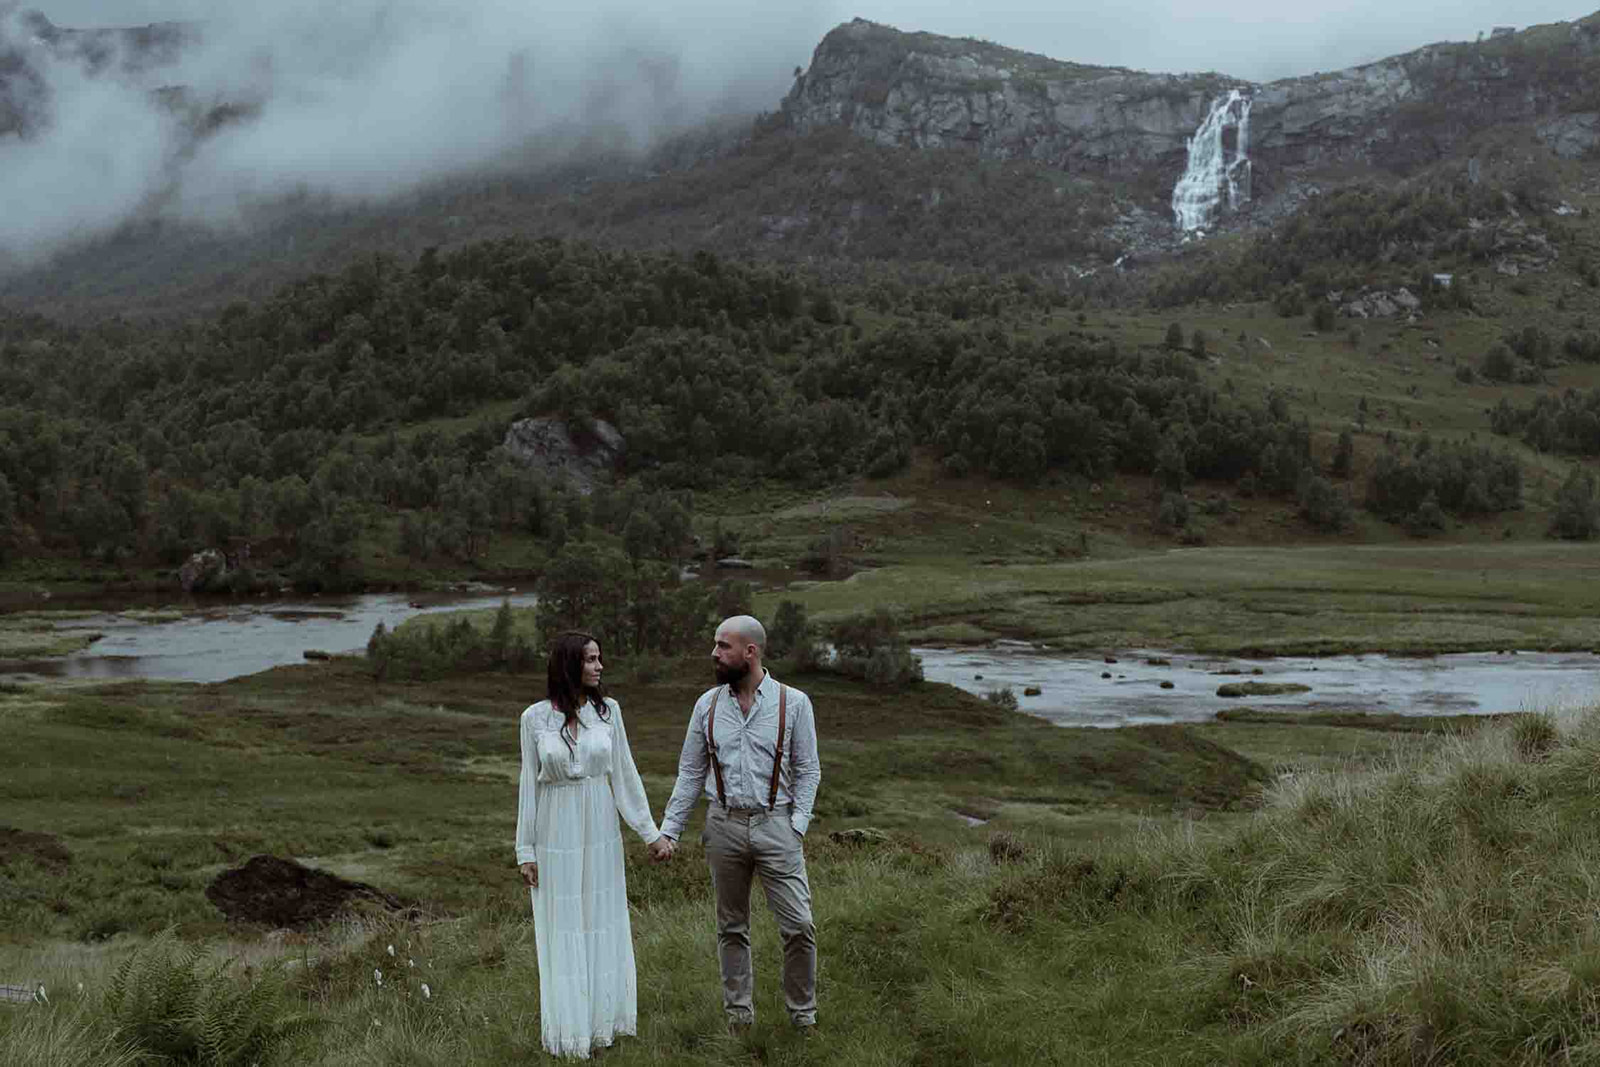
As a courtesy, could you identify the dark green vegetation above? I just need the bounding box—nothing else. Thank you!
[7,205,1590,599]
[0,235,1321,585]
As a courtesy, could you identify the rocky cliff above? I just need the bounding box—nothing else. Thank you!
[782,16,1600,216]
[0,8,198,139]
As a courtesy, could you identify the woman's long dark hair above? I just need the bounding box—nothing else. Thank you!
[546,630,610,757]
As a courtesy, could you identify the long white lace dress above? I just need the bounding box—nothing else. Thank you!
[515,697,662,1058]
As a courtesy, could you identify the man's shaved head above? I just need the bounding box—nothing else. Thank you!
[718,615,767,650]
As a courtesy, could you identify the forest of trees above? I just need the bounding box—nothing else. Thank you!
[1141,173,1561,311]
[0,231,1546,582]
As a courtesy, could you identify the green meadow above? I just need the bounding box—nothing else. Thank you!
[5,646,1599,1064]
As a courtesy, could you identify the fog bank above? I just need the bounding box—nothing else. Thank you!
[0,0,822,260]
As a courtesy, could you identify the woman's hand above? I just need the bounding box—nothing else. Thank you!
[519,862,539,889]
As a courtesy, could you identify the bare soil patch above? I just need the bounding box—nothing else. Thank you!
[205,855,405,928]
[0,827,71,872]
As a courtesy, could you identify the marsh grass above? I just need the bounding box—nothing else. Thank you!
[759,543,1600,654]
[13,648,1600,1062]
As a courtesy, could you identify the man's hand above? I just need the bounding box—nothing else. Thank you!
[519,862,539,889]
[648,837,676,863]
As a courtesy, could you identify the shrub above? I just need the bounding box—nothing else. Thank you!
[1403,493,1448,537]
[1155,492,1190,531]
[1511,712,1561,761]
[828,608,923,689]
[1331,429,1354,478]
[1481,343,1517,382]
[1274,284,1307,318]
[984,686,1019,711]
[769,600,814,662]
[1310,301,1337,332]
[1297,471,1352,531]
[1365,442,1523,523]
[1549,468,1599,540]
[988,831,1031,865]
[102,931,316,1067]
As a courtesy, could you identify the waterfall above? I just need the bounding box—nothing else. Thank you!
[1171,89,1252,233]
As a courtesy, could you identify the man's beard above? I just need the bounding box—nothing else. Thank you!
[714,659,751,686]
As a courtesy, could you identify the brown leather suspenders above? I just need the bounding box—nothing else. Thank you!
[705,682,788,810]
[768,684,788,809]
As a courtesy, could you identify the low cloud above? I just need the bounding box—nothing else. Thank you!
[0,0,825,260]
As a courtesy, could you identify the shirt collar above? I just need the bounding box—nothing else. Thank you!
[725,668,773,706]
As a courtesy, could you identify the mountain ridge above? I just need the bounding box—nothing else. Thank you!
[782,14,1600,224]
[3,12,1600,317]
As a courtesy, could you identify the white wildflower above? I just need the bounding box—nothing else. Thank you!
[76,982,84,997]
[34,985,47,1004]
[386,944,395,957]
[421,983,431,1000]
[374,968,384,988]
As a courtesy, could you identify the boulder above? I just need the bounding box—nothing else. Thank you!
[205,855,404,928]
[828,828,890,846]
[178,548,226,593]
[501,416,624,494]
[1216,681,1312,698]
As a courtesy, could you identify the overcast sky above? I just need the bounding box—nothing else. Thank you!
[3,0,1593,263]
[34,0,1595,83]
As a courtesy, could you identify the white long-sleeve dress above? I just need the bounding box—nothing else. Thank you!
[515,697,662,1059]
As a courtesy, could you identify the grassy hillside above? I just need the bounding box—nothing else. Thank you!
[4,649,1594,1064]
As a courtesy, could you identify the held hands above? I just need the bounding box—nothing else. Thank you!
[648,837,676,864]
[519,862,539,889]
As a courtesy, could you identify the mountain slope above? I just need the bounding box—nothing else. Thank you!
[4,14,1600,319]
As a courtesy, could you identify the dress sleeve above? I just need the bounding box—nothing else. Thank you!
[606,701,662,844]
[514,707,541,865]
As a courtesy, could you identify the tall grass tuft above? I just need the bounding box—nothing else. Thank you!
[0,1007,144,1067]
[102,930,318,1066]
[1511,709,1561,761]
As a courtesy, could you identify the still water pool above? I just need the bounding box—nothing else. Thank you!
[914,646,1600,728]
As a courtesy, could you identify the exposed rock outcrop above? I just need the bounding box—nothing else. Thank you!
[501,416,624,494]
[0,10,198,139]
[177,548,226,593]
[1331,287,1423,320]
[782,17,1600,232]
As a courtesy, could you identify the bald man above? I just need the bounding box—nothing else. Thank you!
[658,614,822,1035]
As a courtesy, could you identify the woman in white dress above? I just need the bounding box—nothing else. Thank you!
[515,630,671,1058]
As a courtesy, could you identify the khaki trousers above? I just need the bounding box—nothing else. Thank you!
[701,805,817,1026]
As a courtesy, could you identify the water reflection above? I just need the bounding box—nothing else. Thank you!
[915,646,1600,729]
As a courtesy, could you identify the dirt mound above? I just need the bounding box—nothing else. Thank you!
[0,827,71,872]
[205,855,403,928]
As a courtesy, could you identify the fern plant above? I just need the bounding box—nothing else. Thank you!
[103,930,319,1066]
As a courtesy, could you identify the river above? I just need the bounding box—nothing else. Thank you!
[5,595,1596,725]
[915,645,1600,728]
[3,591,539,684]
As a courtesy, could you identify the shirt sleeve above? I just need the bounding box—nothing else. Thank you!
[788,692,822,837]
[659,692,714,840]
[606,701,661,844]
[514,707,540,866]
